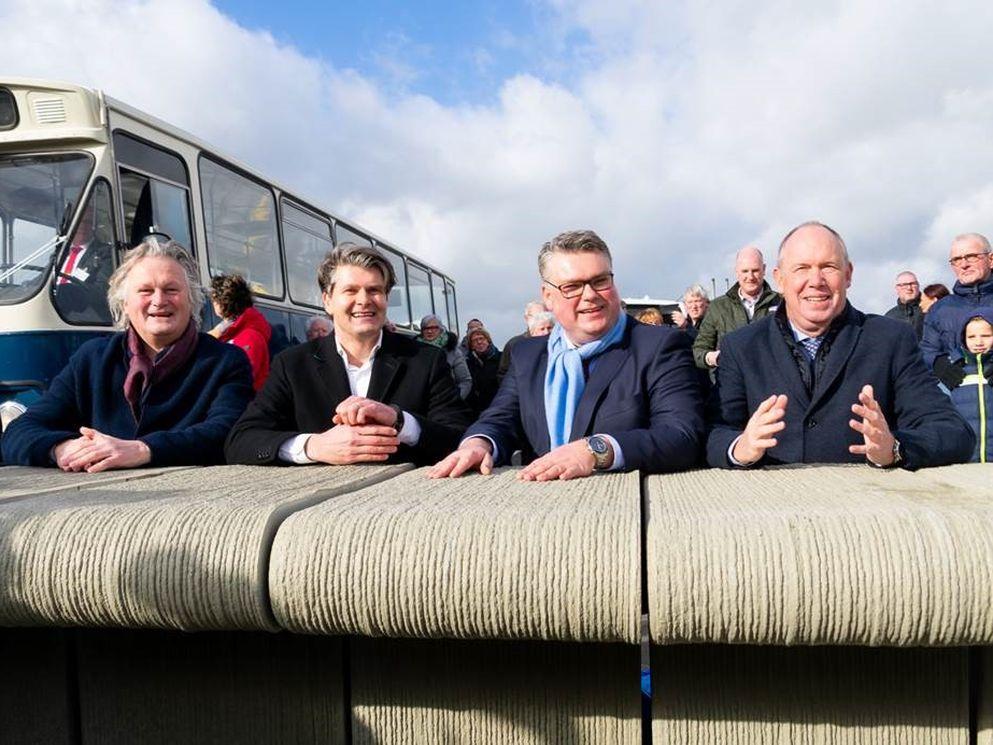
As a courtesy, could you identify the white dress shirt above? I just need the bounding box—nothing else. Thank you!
[279,331,421,463]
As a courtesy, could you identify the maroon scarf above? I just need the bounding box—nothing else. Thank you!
[123,321,199,422]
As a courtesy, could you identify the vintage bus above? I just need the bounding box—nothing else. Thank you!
[0,78,459,432]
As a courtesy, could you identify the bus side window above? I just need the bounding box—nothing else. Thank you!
[407,263,432,330]
[378,244,410,329]
[200,156,283,299]
[119,170,193,250]
[52,179,115,325]
[113,132,193,251]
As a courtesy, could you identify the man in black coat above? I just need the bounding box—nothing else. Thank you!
[884,270,924,339]
[225,243,472,467]
[707,221,974,470]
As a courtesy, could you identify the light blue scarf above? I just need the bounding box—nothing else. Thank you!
[544,313,628,449]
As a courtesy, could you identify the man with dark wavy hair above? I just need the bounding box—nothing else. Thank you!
[225,243,472,466]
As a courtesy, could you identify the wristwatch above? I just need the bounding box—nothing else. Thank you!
[870,437,903,468]
[586,435,613,470]
[891,437,903,467]
[389,404,405,431]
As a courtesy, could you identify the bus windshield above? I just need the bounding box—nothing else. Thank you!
[0,153,93,304]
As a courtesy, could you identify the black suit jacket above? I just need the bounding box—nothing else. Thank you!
[224,331,473,466]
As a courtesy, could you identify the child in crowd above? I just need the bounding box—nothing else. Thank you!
[949,310,993,463]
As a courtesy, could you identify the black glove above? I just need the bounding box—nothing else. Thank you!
[933,355,966,389]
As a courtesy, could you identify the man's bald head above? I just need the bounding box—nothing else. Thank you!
[735,245,766,299]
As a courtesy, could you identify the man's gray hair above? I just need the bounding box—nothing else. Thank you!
[107,236,203,330]
[527,310,556,330]
[538,230,612,279]
[953,233,991,252]
[777,221,850,264]
[318,242,396,295]
[683,283,710,302]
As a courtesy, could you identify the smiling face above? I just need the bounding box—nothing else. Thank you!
[894,272,920,303]
[735,247,765,299]
[540,250,620,345]
[420,320,443,342]
[469,331,490,354]
[965,317,993,355]
[684,294,709,322]
[322,264,388,343]
[123,256,193,353]
[773,225,853,337]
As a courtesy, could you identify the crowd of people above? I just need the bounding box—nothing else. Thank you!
[2,222,991,474]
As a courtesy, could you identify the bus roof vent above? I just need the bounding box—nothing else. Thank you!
[33,97,67,124]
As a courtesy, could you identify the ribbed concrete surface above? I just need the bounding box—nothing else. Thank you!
[270,468,640,642]
[981,646,993,745]
[0,465,192,500]
[352,638,640,744]
[0,628,74,745]
[647,465,993,645]
[652,644,968,743]
[76,628,346,745]
[0,465,408,630]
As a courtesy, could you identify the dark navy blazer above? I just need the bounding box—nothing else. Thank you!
[706,304,975,470]
[464,315,705,473]
[1,333,254,467]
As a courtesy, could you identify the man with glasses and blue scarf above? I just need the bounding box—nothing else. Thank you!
[429,230,705,481]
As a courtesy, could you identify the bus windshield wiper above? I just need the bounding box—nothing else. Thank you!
[0,233,65,283]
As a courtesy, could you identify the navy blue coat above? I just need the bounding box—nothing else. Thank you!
[1,332,254,467]
[706,305,975,470]
[921,276,993,367]
[464,315,705,473]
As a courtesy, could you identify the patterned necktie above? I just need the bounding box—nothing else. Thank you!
[800,336,822,361]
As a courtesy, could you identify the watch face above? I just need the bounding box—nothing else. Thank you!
[588,436,609,455]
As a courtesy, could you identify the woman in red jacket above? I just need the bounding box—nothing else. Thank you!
[208,274,271,391]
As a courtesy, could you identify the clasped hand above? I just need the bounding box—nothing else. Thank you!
[53,427,151,473]
[307,397,400,465]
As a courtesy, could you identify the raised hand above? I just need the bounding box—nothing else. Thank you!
[732,394,788,465]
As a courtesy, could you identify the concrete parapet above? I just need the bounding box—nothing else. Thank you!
[646,464,993,646]
[0,464,409,630]
[269,467,641,643]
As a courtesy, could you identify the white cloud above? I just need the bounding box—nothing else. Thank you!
[2,0,993,340]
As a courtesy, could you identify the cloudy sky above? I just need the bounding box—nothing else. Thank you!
[3,0,993,342]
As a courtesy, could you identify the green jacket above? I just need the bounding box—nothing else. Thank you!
[692,282,781,369]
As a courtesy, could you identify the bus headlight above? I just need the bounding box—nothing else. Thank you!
[0,88,18,130]
[0,400,27,431]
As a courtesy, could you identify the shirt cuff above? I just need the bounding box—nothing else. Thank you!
[279,433,315,464]
[398,410,421,446]
[598,434,625,471]
[461,434,498,462]
[727,435,755,468]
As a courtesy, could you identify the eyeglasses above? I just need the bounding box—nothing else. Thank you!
[949,252,991,267]
[895,281,919,288]
[421,325,441,332]
[543,272,614,299]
